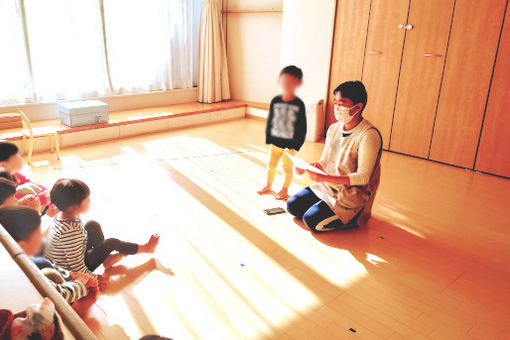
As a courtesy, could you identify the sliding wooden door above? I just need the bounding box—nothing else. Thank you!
[361,0,410,148]
[389,0,454,157]
[429,0,507,167]
[325,0,371,129]
[475,6,510,177]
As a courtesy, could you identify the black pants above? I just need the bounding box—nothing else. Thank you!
[32,256,55,270]
[287,187,361,232]
[286,187,344,232]
[84,221,139,271]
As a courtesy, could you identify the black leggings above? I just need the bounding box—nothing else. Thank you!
[84,221,138,271]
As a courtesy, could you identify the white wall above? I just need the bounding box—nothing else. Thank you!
[226,0,283,103]
[280,0,336,103]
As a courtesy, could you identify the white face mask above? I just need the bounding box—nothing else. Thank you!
[334,104,359,124]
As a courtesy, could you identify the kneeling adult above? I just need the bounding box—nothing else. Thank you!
[287,81,382,232]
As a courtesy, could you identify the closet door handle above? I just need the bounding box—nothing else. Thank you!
[367,51,383,55]
[399,24,414,30]
[424,53,442,58]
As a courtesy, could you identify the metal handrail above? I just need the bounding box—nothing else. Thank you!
[0,225,97,340]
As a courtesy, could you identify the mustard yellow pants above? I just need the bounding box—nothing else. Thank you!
[266,145,296,189]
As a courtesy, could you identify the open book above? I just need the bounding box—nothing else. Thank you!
[285,150,327,175]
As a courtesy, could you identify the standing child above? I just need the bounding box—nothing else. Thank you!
[258,65,307,200]
[44,178,159,289]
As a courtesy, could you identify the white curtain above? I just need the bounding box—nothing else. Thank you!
[24,0,109,101]
[0,0,202,105]
[0,1,31,104]
[103,0,202,93]
[198,0,230,103]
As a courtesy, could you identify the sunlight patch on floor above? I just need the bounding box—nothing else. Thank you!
[376,203,426,239]
[142,136,369,289]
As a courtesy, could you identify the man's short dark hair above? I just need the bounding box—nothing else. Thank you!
[280,65,303,80]
[0,206,41,242]
[0,141,19,162]
[0,178,16,205]
[50,178,90,212]
[334,81,368,113]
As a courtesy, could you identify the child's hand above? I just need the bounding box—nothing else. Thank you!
[71,272,97,288]
[46,203,59,218]
[97,275,110,292]
[18,195,41,212]
[83,275,98,289]
[86,276,98,289]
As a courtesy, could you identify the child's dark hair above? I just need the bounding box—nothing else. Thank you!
[0,141,19,162]
[0,168,15,182]
[50,178,90,212]
[334,81,368,113]
[280,65,303,80]
[0,178,16,205]
[0,206,41,242]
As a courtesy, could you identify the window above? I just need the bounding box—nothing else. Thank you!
[0,1,30,104]
[24,0,108,101]
[0,0,202,105]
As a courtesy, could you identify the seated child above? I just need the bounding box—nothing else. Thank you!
[0,177,18,207]
[0,176,41,211]
[0,141,50,205]
[0,168,14,181]
[44,178,160,289]
[0,206,99,317]
[10,297,64,340]
[257,65,307,200]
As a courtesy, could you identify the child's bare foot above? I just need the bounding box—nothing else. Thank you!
[149,258,175,276]
[275,188,290,200]
[103,253,126,269]
[139,234,160,254]
[257,184,273,195]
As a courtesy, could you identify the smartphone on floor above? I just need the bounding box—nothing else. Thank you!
[264,207,286,215]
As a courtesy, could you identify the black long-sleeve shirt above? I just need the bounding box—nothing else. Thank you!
[265,95,307,151]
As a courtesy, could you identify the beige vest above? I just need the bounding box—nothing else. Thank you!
[310,119,382,224]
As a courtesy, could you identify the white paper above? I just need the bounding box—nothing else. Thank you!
[285,151,327,175]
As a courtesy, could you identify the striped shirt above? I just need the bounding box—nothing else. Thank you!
[37,261,88,304]
[44,217,98,278]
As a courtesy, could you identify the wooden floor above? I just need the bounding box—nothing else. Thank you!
[25,118,510,340]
